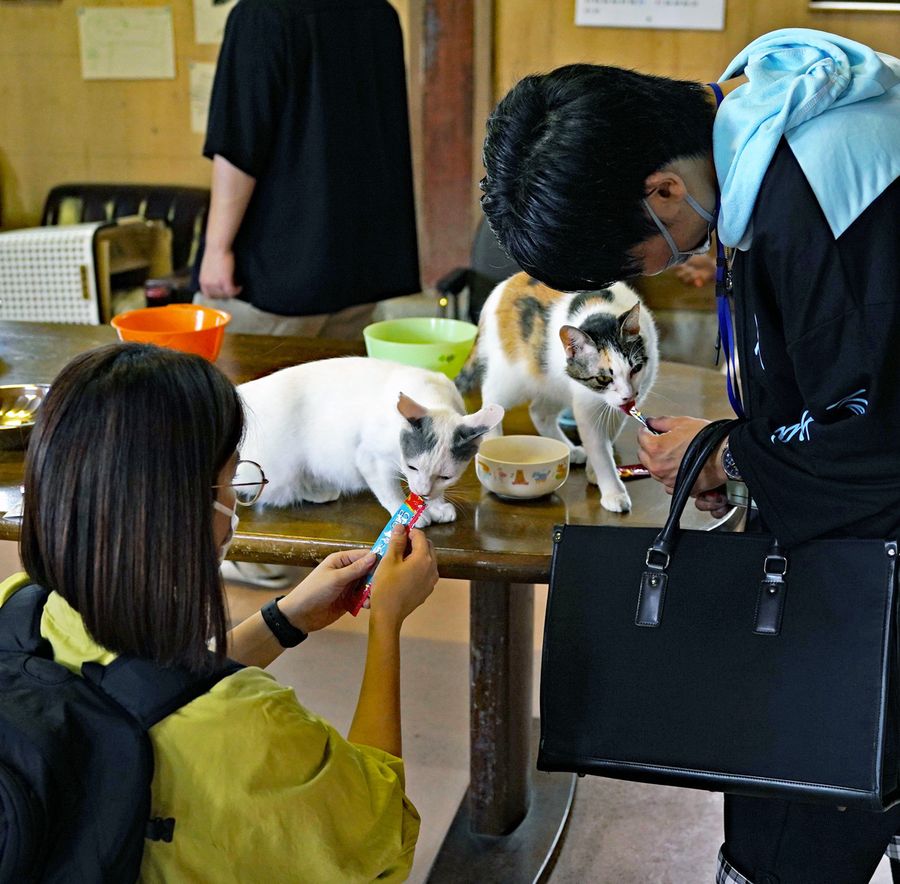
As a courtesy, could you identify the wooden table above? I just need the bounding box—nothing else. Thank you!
[0,322,736,881]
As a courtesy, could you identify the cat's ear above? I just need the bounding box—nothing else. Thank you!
[618,303,641,341]
[460,404,504,436]
[559,325,595,361]
[397,393,429,424]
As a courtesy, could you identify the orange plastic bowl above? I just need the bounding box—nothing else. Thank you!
[111,304,232,361]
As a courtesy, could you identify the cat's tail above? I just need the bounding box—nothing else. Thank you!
[455,330,484,394]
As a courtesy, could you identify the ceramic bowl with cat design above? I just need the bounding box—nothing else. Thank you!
[476,435,570,500]
[111,304,231,362]
[363,317,478,379]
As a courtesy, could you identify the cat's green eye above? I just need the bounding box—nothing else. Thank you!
[630,364,644,377]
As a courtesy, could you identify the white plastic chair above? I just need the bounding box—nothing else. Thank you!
[0,222,108,324]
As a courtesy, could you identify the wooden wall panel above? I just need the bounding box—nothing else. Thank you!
[0,0,217,230]
[493,0,899,96]
[0,0,411,231]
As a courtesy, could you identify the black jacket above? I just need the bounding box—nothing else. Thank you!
[728,140,900,546]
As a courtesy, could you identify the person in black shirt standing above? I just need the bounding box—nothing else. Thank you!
[195,0,420,337]
[479,28,900,884]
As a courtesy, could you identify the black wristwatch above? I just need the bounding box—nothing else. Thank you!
[721,439,743,482]
[261,596,308,648]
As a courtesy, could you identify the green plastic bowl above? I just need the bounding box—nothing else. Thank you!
[363,317,478,379]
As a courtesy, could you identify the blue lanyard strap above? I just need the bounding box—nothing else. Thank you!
[707,81,745,418]
[715,236,745,418]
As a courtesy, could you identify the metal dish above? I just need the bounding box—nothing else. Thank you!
[0,384,50,450]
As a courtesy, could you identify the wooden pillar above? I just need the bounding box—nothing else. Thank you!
[407,0,493,286]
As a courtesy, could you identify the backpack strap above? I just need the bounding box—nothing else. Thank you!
[82,655,244,730]
[0,581,242,729]
[0,582,52,657]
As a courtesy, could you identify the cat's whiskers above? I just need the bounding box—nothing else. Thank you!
[643,389,679,408]
[387,460,409,486]
[594,403,618,436]
[441,490,472,518]
[442,489,468,507]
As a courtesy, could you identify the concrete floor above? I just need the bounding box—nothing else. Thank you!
[0,539,892,883]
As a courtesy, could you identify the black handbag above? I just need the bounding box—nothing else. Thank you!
[539,419,900,810]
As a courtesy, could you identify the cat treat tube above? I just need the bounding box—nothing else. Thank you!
[617,463,651,480]
[347,493,428,616]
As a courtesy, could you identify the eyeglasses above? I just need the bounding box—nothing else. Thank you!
[211,459,269,506]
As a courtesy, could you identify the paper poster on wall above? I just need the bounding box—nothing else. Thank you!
[78,8,176,80]
[193,0,238,44]
[189,62,217,134]
[575,0,725,31]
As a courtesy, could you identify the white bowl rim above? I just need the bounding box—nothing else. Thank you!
[477,435,571,466]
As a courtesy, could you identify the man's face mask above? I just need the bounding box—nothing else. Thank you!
[642,191,715,275]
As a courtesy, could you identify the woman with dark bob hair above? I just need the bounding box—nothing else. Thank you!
[0,342,436,881]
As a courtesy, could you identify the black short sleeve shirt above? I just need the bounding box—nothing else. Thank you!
[202,0,420,315]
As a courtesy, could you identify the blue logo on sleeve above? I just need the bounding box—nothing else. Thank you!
[770,389,868,444]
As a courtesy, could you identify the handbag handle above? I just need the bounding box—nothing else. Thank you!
[636,418,742,629]
[646,418,742,566]
[637,418,791,632]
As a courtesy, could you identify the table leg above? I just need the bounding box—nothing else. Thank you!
[427,581,576,882]
[469,580,534,834]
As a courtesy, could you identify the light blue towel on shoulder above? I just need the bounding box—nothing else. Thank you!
[713,28,900,250]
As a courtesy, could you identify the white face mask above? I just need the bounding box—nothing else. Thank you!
[213,499,240,563]
[642,191,715,275]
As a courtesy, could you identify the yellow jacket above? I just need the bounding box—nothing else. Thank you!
[0,573,420,882]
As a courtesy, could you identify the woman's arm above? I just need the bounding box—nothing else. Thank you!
[348,528,438,757]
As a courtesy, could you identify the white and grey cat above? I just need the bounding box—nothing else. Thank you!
[238,357,504,526]
[457,272,658,512]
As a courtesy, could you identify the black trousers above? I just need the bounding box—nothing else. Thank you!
[724,794,900,884]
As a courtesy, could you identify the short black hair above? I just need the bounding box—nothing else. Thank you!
[20,343,244,673]
[481,64,715,290]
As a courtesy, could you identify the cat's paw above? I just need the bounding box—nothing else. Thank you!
[569,446,587,465]
[299,486,341,504]
[600,488,632,513]
[420,499,457,525]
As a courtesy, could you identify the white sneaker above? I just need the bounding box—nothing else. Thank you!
[220,560,295,589]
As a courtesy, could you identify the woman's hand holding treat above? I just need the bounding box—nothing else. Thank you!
[369,526,439,626]
[281,549,378,634]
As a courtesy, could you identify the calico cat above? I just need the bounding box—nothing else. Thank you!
[238,357,504,526]
[457,272,658,513]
